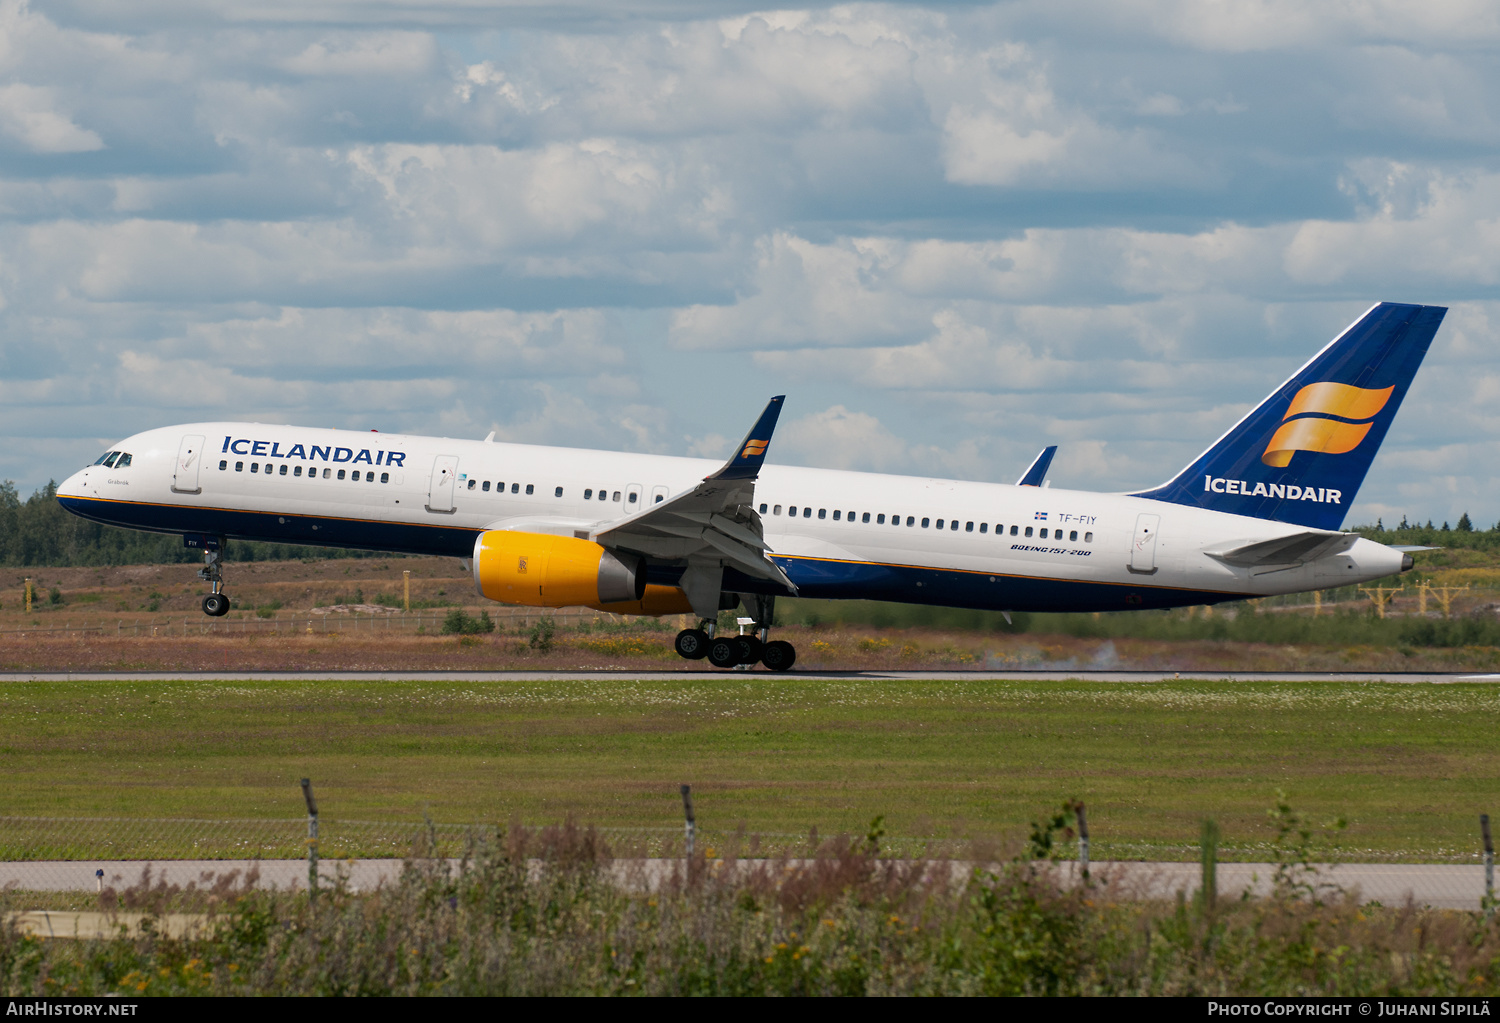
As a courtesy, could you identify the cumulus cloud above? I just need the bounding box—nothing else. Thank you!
[0,0,1493,528]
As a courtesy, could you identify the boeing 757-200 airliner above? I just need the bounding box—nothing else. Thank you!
[57,301,1446,671]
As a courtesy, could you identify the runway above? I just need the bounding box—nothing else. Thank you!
[0,670,1496,683]
[2,859,1491,911]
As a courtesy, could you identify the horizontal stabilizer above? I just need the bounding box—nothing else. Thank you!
[1204,531,1358,568]
[1389,545,1440,553]
[1016,445,1057,487]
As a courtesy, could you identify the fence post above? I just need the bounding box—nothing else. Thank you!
[1483,813,1494,916]
[301,778,319,898]
[24,578,31,614]
[1201,818,1220,912]
[403,570,410,612]
[1074,801,1089,882]
[680,784,695,859]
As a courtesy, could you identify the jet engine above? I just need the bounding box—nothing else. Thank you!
[472,531,647,608]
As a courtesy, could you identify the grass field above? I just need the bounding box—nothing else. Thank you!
[2,677,1497,863]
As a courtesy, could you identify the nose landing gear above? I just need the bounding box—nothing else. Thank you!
[198,544,231,617]
[673,594,795,672]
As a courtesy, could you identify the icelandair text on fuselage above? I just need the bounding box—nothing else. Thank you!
[1205,476,1342,504]
[1208,1004,1490,1017]
[222,437,406,469]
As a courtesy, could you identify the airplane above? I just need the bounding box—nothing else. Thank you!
[57,301,1446,672]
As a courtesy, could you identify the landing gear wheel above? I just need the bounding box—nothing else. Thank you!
[707,636,742,668]
[735,635,763,665]
[675,628,710,660]
[202,593,230,617]
[761,640,796,672]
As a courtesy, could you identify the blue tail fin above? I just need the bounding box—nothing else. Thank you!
[1128,302,1446,530]
[1016,445,1057,487]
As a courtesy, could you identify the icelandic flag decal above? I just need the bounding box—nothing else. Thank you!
[1034,511,1048,521]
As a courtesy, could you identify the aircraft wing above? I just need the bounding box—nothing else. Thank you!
[1203,531,1359,569]
[591,396,796,616]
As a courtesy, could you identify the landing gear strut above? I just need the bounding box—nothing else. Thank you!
[198,544,231,617]
[674,595,795,672]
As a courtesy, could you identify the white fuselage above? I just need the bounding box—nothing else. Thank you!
[56,422,1407,614]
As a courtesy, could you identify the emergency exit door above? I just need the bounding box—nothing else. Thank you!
[171,434,204,494]
[427,455,459,513]
[1129,513,1160,574]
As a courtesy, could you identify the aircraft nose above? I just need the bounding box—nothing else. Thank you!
[57,469,89,499]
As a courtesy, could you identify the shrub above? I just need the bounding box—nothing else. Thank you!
[441,609,496,636]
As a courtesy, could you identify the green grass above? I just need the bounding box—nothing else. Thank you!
[2,678,1498,862]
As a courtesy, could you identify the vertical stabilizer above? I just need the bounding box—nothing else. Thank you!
[1129,302,1446,530]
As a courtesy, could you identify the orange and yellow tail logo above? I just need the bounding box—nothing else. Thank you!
[741,439,769,459]
[1261,382,1393,467]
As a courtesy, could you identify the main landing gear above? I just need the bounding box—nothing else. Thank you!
[673,594,795,672]
[198,545,231,617]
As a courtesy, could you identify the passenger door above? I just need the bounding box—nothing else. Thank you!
[427,455,459,513]
[171,434,205,494]
[1129,513,1160,574]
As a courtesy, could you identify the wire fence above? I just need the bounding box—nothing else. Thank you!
[0,813,1493,911]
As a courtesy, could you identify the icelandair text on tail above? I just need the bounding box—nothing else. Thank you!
[1205,476,1342,504]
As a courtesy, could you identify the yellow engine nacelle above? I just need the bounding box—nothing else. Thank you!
[472,530,695,614]
[473,530,646,608]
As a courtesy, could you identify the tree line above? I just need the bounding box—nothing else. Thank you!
[0,480,386,566]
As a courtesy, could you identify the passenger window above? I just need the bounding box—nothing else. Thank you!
[381,472,389,483]
[599,489,608,501]
[759,503,768,513]
[788,506,796,516]
[906,516,915,526]
[367,472,375,481]
[774,505,782,515]
[293,465,302,477]
[628,491,637,504]
[279,464,288,475]
[1041,528,1050,539]
[966,521,974,532]
[1069,530,1078,541]
[921,517,930,528]
[512,483,520,494]
[526,484,535,495]
[1024,526,1032,537]
[832,510,841,521]
[847,511,854,521]
[322,468,331,479]
[951,520,958,531]
[1085,531,1093,542]
[467,479,476,490]
[876,514,885,524]
[555,487,564,498]
[818,509,826,519]
[979,523,987,533]
[218,459,227,471]
[803,507,812,518]
[235,461,243,472]
[1010,525,1018,536]
[336,469,344,480]
[584,488,592,499]
[612,491,621,501]
[250,463,259,473]
[936,519,944,529]
[655,494,664,503]
[862,512,870,523]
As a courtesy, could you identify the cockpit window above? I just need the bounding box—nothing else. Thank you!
[114,453,131,468]
[92,451,132,469]
[93,451,118,466]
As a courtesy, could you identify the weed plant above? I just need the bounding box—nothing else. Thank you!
[4,818,1497,997]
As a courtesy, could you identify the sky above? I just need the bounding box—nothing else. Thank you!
[4,0,1500,527]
